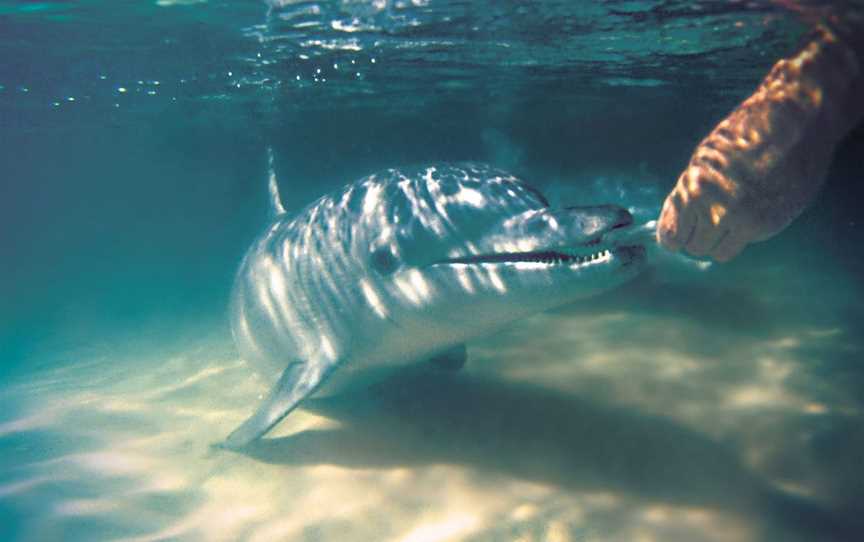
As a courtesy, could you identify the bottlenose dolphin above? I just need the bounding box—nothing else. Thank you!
[222,159,645,449]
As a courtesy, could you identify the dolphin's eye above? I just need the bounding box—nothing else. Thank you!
[370,246,399,275]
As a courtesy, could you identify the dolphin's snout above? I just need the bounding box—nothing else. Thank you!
[560,205,633,238]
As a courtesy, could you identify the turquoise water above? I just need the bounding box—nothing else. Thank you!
[1,1,863,540]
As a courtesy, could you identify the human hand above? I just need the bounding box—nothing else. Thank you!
[656,132,831,263]
[657,22,863,262]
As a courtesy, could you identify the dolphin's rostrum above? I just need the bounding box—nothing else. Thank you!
[222,161,645,449]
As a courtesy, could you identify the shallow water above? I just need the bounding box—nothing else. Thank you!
[2,1,864,541]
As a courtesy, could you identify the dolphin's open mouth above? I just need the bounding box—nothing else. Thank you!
[430,208,646,268]
[436,245,644,266]
[438,247,615,265]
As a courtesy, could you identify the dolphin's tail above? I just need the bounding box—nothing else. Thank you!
[267,146,286,217]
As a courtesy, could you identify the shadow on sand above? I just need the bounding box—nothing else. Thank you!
[238,364,862,541]
[567,270,778,338]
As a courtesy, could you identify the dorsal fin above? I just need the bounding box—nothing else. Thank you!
[266,146,286,217]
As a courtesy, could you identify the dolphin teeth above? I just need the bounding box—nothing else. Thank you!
[441,247,615,266]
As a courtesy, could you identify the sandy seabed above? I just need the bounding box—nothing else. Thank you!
[1,260,862,542]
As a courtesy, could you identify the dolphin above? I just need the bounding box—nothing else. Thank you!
[221,158,646,449]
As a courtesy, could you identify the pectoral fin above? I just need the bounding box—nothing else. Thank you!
[219,361,334,450]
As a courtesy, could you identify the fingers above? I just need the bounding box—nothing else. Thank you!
[657,185,696,251]
[657,165,751,262]
[711,230,749,262]
[657,196,749,262]
[684,214,724,257]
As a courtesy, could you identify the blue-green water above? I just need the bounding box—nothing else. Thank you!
[1,1,863,541]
